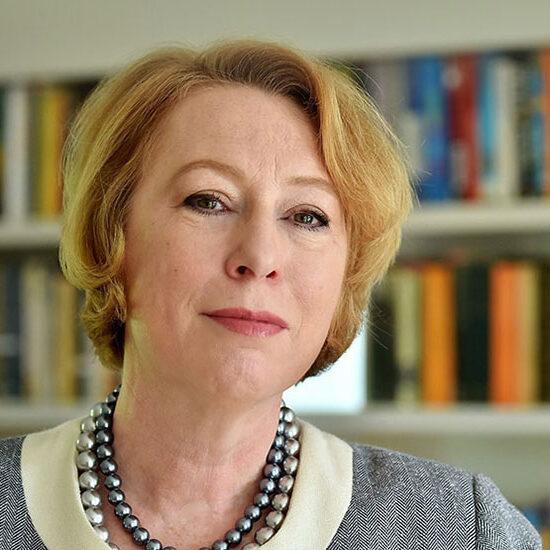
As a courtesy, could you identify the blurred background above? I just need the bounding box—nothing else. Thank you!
[1,0,549,539]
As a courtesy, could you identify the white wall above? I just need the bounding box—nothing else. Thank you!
[2,0,550,80]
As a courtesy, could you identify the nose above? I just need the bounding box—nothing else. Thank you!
[225,216,282,281]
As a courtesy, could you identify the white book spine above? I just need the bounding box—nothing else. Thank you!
[20,260,52,402]
[3,86,29,221]
[494,57,519,200]
[391,268,422,405]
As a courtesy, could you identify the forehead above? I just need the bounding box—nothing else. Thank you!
[147,84,327,175]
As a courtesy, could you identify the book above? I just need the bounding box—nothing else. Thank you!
[446,54,479,201]
[407,56,450,202]
[421,262,456,404]
[2,85,30,221]
[367,276,397,402]
[20,258,55,402]
[389,265,422,405]
[488,261,540,404]
[455,261,489,402]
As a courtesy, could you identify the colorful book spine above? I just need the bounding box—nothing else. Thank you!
[421,262,456,404]
[367,258,549,406]
[407,57,450,201]
[446,54,479,200]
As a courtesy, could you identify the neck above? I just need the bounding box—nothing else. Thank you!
[109,366,283,522]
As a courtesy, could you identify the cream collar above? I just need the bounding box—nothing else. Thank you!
[21,415,353,549]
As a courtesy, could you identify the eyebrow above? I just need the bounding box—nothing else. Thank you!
[171,158,335,193]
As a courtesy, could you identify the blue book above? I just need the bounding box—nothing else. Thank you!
[527,57,545,195]
[407,57,450,202]
[516,53,544,196]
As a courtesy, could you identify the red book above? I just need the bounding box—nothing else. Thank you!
[446,54,480,201]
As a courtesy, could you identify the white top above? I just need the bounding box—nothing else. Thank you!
[20,416,353,549]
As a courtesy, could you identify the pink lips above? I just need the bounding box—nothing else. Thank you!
[203,307,288,336]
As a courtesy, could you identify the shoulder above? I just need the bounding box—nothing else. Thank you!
[350,440,474,489]
[0,433,46,548]
[0,435,26,535]
[0,433,27,491]
[0,419,81,518]
[346,442,541,549]
[473,472,542,549]
[348,441,474,510]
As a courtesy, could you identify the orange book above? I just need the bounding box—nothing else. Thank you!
[421,262,456,404]
[489,261,540,405]
[489,262,521,404]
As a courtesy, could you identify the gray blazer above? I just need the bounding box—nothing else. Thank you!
[0,435,542,549]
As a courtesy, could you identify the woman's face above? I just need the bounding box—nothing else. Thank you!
[123,83,348,403]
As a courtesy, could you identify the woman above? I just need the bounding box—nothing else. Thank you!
[0,39,541,550]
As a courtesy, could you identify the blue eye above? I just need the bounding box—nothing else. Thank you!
[182,193,330,232]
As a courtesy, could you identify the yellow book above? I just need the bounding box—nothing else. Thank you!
[517,262,540,404]
[37,85,74,219]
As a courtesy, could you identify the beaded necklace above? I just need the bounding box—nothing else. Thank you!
[75,385,301,550]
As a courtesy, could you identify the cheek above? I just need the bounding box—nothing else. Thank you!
[125,224,207,314]
[293,250,345,320]
[155,235,213,298]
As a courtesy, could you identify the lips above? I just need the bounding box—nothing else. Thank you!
[203,307,288,329]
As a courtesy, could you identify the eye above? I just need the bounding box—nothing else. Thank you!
[182,192,227,216]
[291,210,330,232]
[182,193,331,232]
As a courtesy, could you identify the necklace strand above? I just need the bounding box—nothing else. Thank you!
[75,385,301,549]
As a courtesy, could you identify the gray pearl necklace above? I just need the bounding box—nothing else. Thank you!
[75,384,301,550]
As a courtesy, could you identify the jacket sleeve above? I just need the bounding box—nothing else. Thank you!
[473,472,542,550]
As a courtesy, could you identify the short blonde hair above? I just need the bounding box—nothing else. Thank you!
[59,38,416,383]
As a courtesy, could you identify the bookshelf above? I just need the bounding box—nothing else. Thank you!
[403,198,550,237]
[0,221,60,249]
[2,1,550,533]
[2,401,550,439]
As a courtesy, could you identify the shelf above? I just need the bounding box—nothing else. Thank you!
[0,220,60,249]
[0,401,90,435]
[0,200,548,251]
[2,401,549,438]
[403,198,550,237]
[302,404,550,438]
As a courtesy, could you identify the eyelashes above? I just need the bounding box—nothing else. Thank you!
[182,192,331,232]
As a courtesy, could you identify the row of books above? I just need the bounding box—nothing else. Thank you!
[343,49,550,202]
[0,257,119,403]
[367,258,550,404]
[0,81,96,221]
[3,48,550,222]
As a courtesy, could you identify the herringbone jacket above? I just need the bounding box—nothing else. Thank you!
[0,417,542,549]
